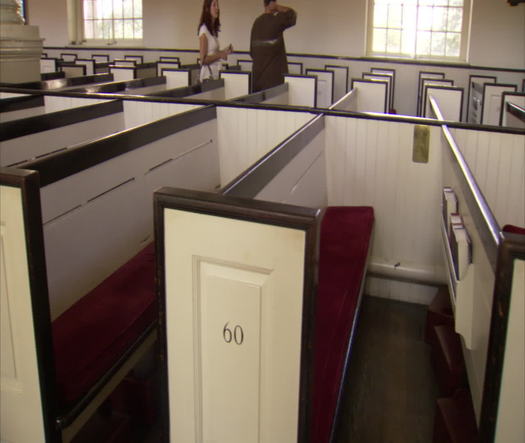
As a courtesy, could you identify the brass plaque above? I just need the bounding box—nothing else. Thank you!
[413,125,430,163]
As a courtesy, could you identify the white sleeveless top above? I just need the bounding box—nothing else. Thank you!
[199,24,221,82]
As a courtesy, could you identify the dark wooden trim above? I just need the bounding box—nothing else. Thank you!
[41,72,66,81]
[499,91,525,126]
[0,73,114,91]
[467,75,497,123]
[423,85,464,121]
[22,105,217,186]
[124,54,144,63]
[159,56,181,63]
[66,75,165,94]
[350,78,388,113]
[91,53,110,62]
[306,69,336,106]
[0,99,123,141]
[59,62,86,76]
[481,83,518,126]
[232,82,287,104]
[325,64,350,95]
[0,167,60,442]
[60,52,77,61]
[0,94,44,113]
[44,47,525,73]
[221,114,324,198]
[153,187,321,443]
[479,233,525,443]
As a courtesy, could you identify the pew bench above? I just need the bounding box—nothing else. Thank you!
[52,243,157,434]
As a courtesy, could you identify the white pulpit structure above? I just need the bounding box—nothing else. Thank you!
[0,0,42,83]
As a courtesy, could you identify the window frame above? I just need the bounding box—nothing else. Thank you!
[68,0,144,46]
[366,0,471,62]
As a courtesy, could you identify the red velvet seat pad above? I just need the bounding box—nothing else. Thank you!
[503,224,525,236]
[52,243,157,408]
[311,206,374,443]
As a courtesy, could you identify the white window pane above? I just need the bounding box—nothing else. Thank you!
[84,21,93,39]
[373,28,387,52]
[449,0,463,6]
[416,30,431,55]
[84,1,93,19]
[419,0,434,6]
[434,0,449,6]
[123,19,134,38]
[431,32,446,55]
[113,0,123,19]
[123,0,133,17]
[101,0,112,19]
[134,19,143,38]
[432,7,447,31]
[448,7,462,32]
[418,6,433,30]
[93,20,104,38]
[374,3,388,28]
[387,29,401,53]
[446,32,461,56]
[134,0,142,16]
[113,19,123,38]
[388,4,403,28]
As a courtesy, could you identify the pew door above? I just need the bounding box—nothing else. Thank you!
[1,170,57,442]
[157,189,319,443]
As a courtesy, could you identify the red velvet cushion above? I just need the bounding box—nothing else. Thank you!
[503,225,525,236]
[311,206,374,443]
[52,243,157,408]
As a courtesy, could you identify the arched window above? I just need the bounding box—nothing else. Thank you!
[367,0,471,61]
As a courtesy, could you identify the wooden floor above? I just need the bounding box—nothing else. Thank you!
[334,295,439,443]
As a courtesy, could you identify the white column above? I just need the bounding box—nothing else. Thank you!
[0,0,43,83]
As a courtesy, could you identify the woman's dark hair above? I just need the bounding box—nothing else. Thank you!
[198,0,221,36]
[264,0,275,5]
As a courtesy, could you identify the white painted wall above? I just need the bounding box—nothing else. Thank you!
[29,0,524,69]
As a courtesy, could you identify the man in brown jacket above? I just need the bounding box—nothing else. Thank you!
[250,1,297,92]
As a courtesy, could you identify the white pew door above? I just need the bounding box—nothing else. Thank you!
[0,170,56,443]
[159,190,318,443]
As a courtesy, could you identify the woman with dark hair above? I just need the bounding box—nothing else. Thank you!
[198,0,232,82]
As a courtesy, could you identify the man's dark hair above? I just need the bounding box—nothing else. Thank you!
[264,0,275,6]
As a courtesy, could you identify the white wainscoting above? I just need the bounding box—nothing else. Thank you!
[43,96,108,113]
[164,209,305,443]
[41,120,219,318]
[325,115,446,303]
[122,101,200,128]
[284,75,316,108]
[451,128,525,229]
[256,123,327,209]
[0,113,126,167]
[0,185,46,443]
[217,107,315,186]
[220,72,250,100]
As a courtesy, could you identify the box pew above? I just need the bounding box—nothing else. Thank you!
[58,62,86,78]
[0,93,44,121]
[74,59,96,76]
[423,85,464,121]
[1,96,200,167]
[0,104,221,442]
[362,72,392,112]
[124,55,144,64]
[417,71,446,116]
[288,61,303,75]
[501,94,525,128]
[40,57,59,74]
[418,78,453,117]
[325,65,349,102]
[480,83,518,126]
[238,59,253,72]
[306,69,335,108]
[109,62,158,82]
[467,75,497,124]
[60,53,77,62]
[66,76,167,95]
[349,78,388,113]
[429,98,524,433]
[0,73,114,92]
[371,67,395,111]
[155,110,374,443]
[157,60,181,76]
[329,88,357,112]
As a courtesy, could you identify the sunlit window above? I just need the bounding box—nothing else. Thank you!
[368,0,469,60]
[83,0,143,41]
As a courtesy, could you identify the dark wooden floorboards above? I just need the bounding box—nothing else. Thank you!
[334,295,439,443]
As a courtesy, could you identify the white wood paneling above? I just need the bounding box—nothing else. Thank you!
[325,115,446,302]
[163,69,190,89]
[482,84,518,126]
[122,101,200,128]
[43,96,108,113]
[0,185,46,443]
[256,125,327,208]
[350,80,387,113]
[41,120,219,318]
[164,209,305,443]
[284,75,316,108]
[217,107,314,186]
[451,128,525,229]
[306,70,334,108]
[495,258,524,443]
[220,72,250,99]
[425,87,463,121]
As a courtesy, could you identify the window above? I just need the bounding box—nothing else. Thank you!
[368,0,470,60]
[83,0,143,41]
